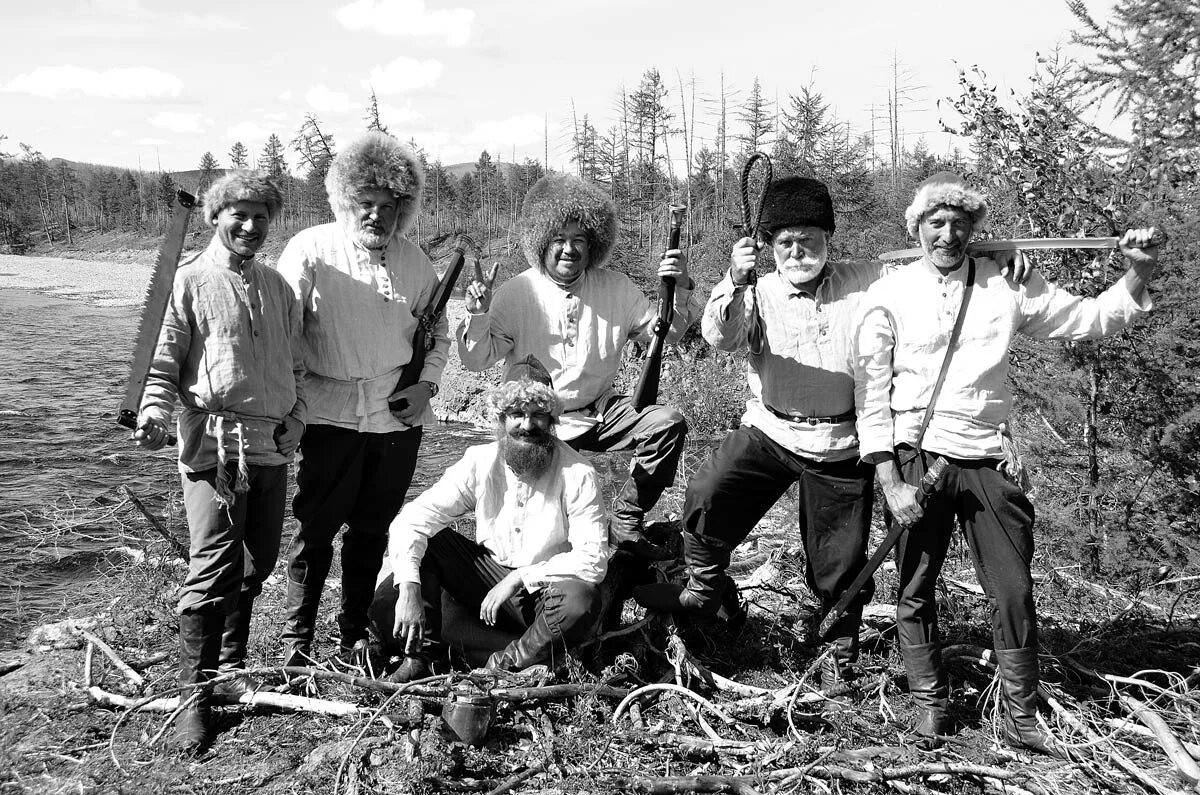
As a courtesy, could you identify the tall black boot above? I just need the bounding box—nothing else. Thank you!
[214,593,258,698]
[633,532,741,622]
[485,613,560,673]
[820,607,862,691]
[994,647,1074,759]
[902,642,952,739]
[337,533,388,654]
[281,560,329,667]
[176,610,222,754]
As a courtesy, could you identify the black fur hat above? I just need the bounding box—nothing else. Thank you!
[758,176,835,237]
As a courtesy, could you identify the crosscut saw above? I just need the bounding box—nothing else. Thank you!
[116,190,197,442]
[879,237,1124,262]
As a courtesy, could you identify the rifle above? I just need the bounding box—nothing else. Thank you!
[818,456,949,638]
[117,189,197,446]
[388,235,470,412]
[632,204,686,412]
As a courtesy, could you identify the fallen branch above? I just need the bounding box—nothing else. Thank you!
[120,485,188,562]
[613,683,736,727]
[1118,693,1200,785]
[77,628,143,686]
[86,683,375,717]
[1103,717,1200,758]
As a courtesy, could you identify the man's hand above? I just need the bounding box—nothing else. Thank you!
[274,415,305,456]
[876,459,924,527]
[993,248,1034,285]
[389,382,435,425]
[658,248,689,284]
[131,416,169,450]
[1119,226,1162,268]
[393,582,425,654]
[480,571,523,627]
[466,261,500,314]
[729,236,760,285]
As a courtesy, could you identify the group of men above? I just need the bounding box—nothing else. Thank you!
[132,129,1162,758]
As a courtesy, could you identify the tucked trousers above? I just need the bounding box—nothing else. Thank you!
[569,391,687,538]
[683,424,876,614]
[893,447,1037,652]
[285,423,423,646]
[368,530,599,668]
[178,462,287,615]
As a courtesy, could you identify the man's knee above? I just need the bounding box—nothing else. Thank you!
[645,406,687,440]
[544,579,600,636]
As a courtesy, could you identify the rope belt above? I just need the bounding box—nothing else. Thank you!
[204,412,250,510]
[765,405,856,426]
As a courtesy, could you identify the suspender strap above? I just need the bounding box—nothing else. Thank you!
[915,257,975,450]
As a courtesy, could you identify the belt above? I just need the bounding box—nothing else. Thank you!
[765,405,856,426]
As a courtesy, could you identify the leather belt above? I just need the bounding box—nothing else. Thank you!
[765,405,856,426]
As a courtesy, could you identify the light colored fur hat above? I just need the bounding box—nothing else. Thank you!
[518,174,618,271]
[904,171,988,238]
[325,132,424,235]
[202,171,283,224]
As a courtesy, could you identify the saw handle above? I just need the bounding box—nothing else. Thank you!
[119,410,177,447]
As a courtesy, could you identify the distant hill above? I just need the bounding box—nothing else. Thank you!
[442,161,519,181]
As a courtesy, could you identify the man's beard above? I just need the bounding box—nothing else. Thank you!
[500,430,556,478]
[339,213,395,249]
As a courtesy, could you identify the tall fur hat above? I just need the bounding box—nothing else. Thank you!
[904,171,988,238]
[485,354,561,419]
[325,132,425,235]
[518,174,619,271]
[758,176,836,237]
[202,171,283,225]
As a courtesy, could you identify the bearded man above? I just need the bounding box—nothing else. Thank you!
[274,132,450,667]
[458,174,698,558]
[856,171,1161,755]
[133,171,302,752]
[368,356,609,681]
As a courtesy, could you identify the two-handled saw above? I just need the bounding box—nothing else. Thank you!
[880,233,1167,262]
[116,190,197,444]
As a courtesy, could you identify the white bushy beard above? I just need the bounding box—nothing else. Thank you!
[498,423,556,479]
[779,249,828,287]
[336,207,397,250]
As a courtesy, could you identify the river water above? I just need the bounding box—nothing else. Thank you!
[0,280,491,646]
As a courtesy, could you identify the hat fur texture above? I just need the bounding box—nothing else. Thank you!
[905,171,988,238]
[202,171,284,225]
[325,132,425,235]
[758,176,836,236]
[518,174,619,271]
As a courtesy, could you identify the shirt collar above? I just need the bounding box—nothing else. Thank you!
[919,254,970,281]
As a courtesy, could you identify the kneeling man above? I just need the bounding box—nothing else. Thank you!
[373,356,609,680]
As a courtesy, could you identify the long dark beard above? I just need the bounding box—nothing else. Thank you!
[501,432,555,478]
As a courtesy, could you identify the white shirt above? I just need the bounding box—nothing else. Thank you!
[274,222,449,433]
[458,266,700,439]
[388,439,610,592]
[855,255,1151,459]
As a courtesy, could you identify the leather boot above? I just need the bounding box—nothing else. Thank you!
[485,611,562,672]
[902,642,952,740]
[994,647,1074,759]
[281,563,327,664]
[176,610,222,754]
[820,607,862,691]
[214,593,259,699]
[633,532,735,617]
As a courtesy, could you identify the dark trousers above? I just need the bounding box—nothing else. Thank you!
[894,448,1037,652]
[683,424,875,617]
[284,423,422,647]
[178,462,287,615]
[368,530,599,668]
[569,392,687,538]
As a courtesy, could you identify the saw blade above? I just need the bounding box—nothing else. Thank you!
[879,237,1122,262]
[117,190,197,432]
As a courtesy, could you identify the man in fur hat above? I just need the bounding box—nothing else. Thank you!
[274,132,450,668]
[856,171,1162,755]
[458,174,699,558]
[133,171,303,752]
[366,355,609,681]
[635,176,892,687]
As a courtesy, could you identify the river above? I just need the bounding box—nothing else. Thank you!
[0,276,491,647]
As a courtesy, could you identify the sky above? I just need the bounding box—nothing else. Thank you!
[0,0,1116,175]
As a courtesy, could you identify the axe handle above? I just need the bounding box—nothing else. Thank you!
[817,520,906,638]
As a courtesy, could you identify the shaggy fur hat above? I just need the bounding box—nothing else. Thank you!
[518,174,618,271]
[202,171,283,225]
[484,355,561,419]
[325,132,425,235]
[904,171,988,238]
[758,176,836,237]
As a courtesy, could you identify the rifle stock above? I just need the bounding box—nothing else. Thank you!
[632,204,686,412]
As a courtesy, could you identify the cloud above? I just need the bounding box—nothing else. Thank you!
[1,65,183,99]
[377,102,425,127]
[416,114,544,163]
[367,57,443,95]
[305,85,354,114]
[336,0,474,46]
[278,90,295,102]
[227,122,271,143]
[149,111,206,133]
[468,114,544,148]
[134,137,168,146]
[179,13,245,31]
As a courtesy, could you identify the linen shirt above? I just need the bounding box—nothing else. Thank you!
[855,255,1152,460]
[388,439,610,592]
[274,222,449,433]
[704,263,883,461]
[458,266,700,439]
[141,247,306,473]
